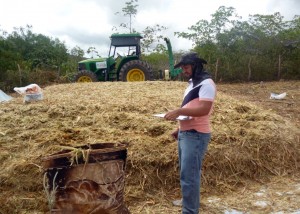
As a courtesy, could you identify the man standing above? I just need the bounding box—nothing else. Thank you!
[164,52,216,214]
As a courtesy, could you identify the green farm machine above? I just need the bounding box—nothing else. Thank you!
[74,33,181,82]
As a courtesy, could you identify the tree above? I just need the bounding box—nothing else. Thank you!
[175,6,300,81]
[0,25,71,89]
[5,26,68,69]
[141,24,168,53]
[0,29,20,73]
[115,0,139,33]
[58,46,85,82]
[175,6,240,81]
[87,46,100,58]
[247,12,290,80]
[114,1,168,54]
[70,46,85,59]
[277,15,300,79]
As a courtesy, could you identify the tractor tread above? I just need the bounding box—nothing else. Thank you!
[119,60,153,82]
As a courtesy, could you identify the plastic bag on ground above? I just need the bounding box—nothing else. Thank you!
[13,84,43,103]
[270,92,287,100]
[14,83,42,95]
[0,90,13,103]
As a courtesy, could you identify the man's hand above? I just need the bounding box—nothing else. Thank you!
[164,109,181,121]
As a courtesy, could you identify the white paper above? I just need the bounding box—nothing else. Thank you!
[153,113,190,121]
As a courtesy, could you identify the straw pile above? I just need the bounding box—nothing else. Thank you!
[0,81,299,213]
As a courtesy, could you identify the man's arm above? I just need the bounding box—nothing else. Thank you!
[164,100,213,121]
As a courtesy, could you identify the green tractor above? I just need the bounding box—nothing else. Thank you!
[74,33,153,82]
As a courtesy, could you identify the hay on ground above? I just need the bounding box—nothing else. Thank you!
[0,81,299,213]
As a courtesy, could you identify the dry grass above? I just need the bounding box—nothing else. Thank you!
[0,81,299,213]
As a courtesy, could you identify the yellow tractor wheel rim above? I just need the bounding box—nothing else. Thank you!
[126,69,145,81]
[77,76,93,82]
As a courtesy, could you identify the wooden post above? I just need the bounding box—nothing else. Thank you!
[247,57,252,81]
[278,54,282,80]
[17,64,22,86]
[215,58,219,82]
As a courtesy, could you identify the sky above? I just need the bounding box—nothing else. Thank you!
[0,0,299,57]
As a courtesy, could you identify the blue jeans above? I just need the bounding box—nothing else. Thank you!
[178,130,211,214]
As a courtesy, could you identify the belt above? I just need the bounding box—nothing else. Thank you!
[182,129,198,133]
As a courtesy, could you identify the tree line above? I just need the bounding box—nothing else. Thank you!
[0,25,84,91]
[175,6,300,82]
[0,5,299,91]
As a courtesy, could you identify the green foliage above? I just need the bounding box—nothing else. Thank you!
[142,52,169,79]
[0,25,79,91]
[141,25,168,53]
[87,47,100,58]
[122,0,138,18]
[176,6,300,82]
[4,26,68,69]
[1,6,299,89]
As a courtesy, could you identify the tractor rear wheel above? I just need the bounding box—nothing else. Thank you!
[75,70,98,82]
[119,60,153,82]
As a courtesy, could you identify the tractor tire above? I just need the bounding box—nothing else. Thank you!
[74,70,98,82]
[119,60,153,82]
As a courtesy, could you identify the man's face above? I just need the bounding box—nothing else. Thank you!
[181,64,193,78]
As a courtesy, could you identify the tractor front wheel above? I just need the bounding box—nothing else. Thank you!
[119,60,153,82]
[74,70,98,82]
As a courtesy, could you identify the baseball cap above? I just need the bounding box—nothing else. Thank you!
[174,52,207,68]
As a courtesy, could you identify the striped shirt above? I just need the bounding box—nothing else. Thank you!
[179,78,216,133]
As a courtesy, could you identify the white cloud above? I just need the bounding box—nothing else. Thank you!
[0,0,299,57]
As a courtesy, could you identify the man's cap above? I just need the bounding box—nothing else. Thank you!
[174,52,207,68]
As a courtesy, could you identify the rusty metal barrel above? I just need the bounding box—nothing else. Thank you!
[42,142,130,214]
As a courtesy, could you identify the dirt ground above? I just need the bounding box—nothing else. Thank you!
[217,81,300,129]
[128,80,300,214]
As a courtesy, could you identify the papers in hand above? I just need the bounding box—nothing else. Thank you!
[153,113,190,121]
